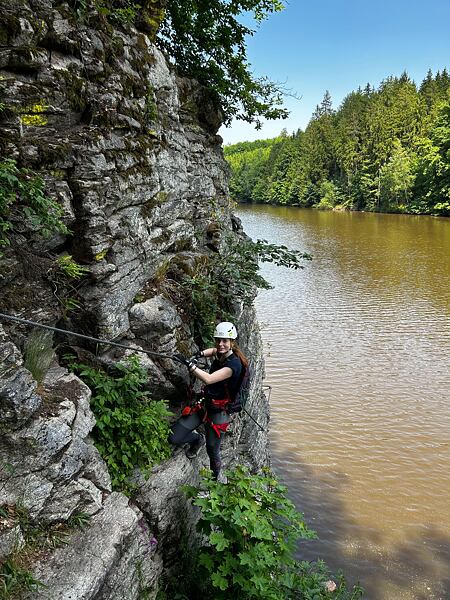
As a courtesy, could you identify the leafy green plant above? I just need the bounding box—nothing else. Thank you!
[46,255,90,318]
[23,329,54,384]
[218,236,312,305]
[90,0,141,25]
[66,512,91,530]
[293,561,363,600]
[158,0,288,127]
[71,356,172,492]
[182,467,363,600]
[183,466,315,599]
[180,235,311,347]
[112,2,141,24]
[0,559,45,599]
[57,255,90,280]
[0,159,69,254]
[61,296,82,314]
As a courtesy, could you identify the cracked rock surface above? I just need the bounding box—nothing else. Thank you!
[0,334,111,522]
[0,1,270,598]
[24,493,161,600]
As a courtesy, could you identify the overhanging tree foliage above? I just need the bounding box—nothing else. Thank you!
[71,0,288,126]
[158,0,289,127]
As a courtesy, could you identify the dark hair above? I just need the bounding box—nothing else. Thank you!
[232,342,249,369]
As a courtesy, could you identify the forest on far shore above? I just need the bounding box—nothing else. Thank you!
[224,69,450,216]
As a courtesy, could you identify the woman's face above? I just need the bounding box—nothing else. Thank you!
[215,337,232,354]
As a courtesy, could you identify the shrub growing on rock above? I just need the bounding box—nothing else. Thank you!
[71,356,172,492]
[182,467,363,600]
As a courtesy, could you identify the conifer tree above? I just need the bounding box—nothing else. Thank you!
[225,67,450,215]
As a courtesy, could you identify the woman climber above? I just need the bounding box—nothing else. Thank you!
[168,321,248,480]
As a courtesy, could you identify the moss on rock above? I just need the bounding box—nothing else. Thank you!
[20,102,49,127]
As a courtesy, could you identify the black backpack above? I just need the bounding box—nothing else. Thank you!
[227,362,251,414]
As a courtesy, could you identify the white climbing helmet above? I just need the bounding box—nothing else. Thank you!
[214,321,237,340]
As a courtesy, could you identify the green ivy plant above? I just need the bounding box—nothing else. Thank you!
[0,159,69,255]
[182,467,363,600]
[71,356,172,492]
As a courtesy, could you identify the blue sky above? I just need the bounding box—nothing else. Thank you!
[219,0,450,145]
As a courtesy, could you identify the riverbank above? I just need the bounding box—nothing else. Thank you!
[239,199,449,217]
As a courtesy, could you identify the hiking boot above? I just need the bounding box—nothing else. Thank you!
[185,433,205,459]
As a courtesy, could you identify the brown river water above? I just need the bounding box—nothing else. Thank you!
[237,205,450,600]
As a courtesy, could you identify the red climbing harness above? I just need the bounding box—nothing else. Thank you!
[205,415,231,438]
[182,397,231,438]
[209,398,229,410]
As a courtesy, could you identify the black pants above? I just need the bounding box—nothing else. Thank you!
[169,409,230,478]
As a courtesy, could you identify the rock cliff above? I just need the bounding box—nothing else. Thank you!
[0,1,269,598]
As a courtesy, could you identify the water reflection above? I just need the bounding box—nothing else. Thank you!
[238,206,450,600]
[271,445,450,600]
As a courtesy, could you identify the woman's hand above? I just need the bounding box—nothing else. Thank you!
[174,350,228,383]
[187,358,199,371]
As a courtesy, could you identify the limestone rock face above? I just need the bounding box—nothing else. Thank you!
[24,493,161,600]
[129,295,183,340]
[0,2,270,598]
[0,525,25,561]
[0,328,41,429]
[0,340,111,523]
[0,0,229,341]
